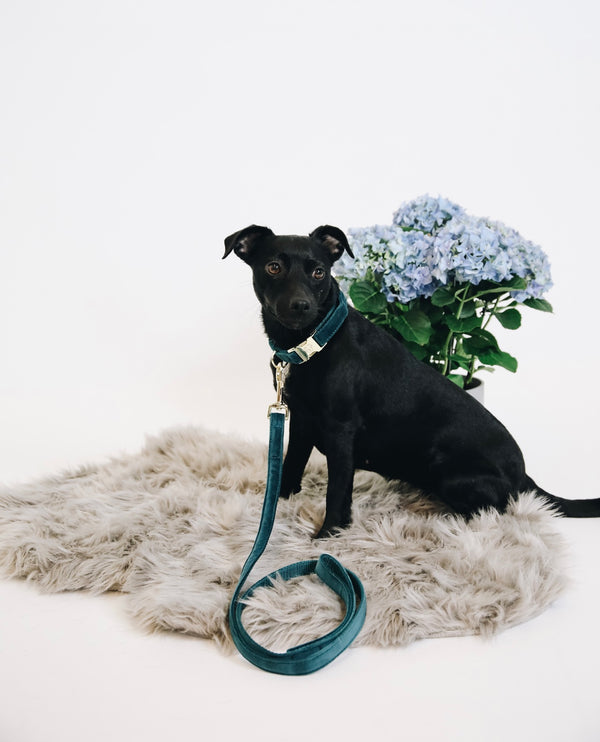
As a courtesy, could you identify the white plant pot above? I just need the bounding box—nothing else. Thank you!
[465,378,485,405]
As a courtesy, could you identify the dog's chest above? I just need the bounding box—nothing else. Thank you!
[281,366,324,413]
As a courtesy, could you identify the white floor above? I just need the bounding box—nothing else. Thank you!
[0,519,599,742]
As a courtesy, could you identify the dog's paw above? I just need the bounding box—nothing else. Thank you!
[314,522,343,539]
[314,514,351,538]
[314,525,334,539]
[278,481,301,500]
[279,487,302,500]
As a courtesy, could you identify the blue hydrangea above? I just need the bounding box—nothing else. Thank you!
[435,215,553,299]
[335,196,552,304]
[392,194,465,233]
[436,216,512,285]
[337,225,442,304]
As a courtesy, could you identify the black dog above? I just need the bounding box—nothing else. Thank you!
[224,224,600,537]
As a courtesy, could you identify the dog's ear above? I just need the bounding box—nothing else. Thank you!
[309,225,354,262]
[223,225,274,262]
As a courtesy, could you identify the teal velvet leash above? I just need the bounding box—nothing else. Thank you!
[227,407,367,675]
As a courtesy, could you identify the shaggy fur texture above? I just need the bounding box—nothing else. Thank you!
[0,427,568,653]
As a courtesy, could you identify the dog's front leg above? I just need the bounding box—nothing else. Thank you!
[279,413,314,499]
[316,428,355,538]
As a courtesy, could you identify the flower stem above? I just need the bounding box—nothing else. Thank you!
[482,295,502,331]
[442,286,469,376]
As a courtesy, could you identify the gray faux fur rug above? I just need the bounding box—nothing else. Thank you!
[0,427,568,653]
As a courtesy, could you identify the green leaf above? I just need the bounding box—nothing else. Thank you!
[474,276,528,299]
[449,354,471,371]
[402,341,428,361]
[501,276,528,291]
[448,374,465,388]
[462,337,494,357]
[426,304,445,324]
[390,309,433,346]
[368,314,389,327]
[443,315,483,333]
[523,297,553,313]
[431,287,456,307]
[456,300,476,318]
[496,308,522,330]
[464,328,500,350]
[478,349,518,373]
[450,352,472,364]
[427,328,451,354]
[349,281,387,314]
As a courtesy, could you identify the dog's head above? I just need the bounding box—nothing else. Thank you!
[223,225,354,331]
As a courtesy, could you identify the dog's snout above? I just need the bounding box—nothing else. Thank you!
[290,299,311,314]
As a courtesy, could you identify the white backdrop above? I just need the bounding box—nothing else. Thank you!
[2,0,599,488]
[1,2,599,740]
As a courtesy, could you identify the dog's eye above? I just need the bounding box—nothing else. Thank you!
[312,267,325,280]
[266,262,281,276]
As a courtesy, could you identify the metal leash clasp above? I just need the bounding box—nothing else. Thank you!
[268,358,289,419]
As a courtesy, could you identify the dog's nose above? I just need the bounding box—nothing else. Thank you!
[290,299,311,314]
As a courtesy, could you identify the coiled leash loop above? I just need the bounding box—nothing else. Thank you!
[228,354,366,675]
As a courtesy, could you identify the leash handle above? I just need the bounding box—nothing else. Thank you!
[228,409,367,675]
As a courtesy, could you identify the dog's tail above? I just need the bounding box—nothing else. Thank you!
[526,476,600,517]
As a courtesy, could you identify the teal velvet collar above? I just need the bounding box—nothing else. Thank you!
[269,291,348,364]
